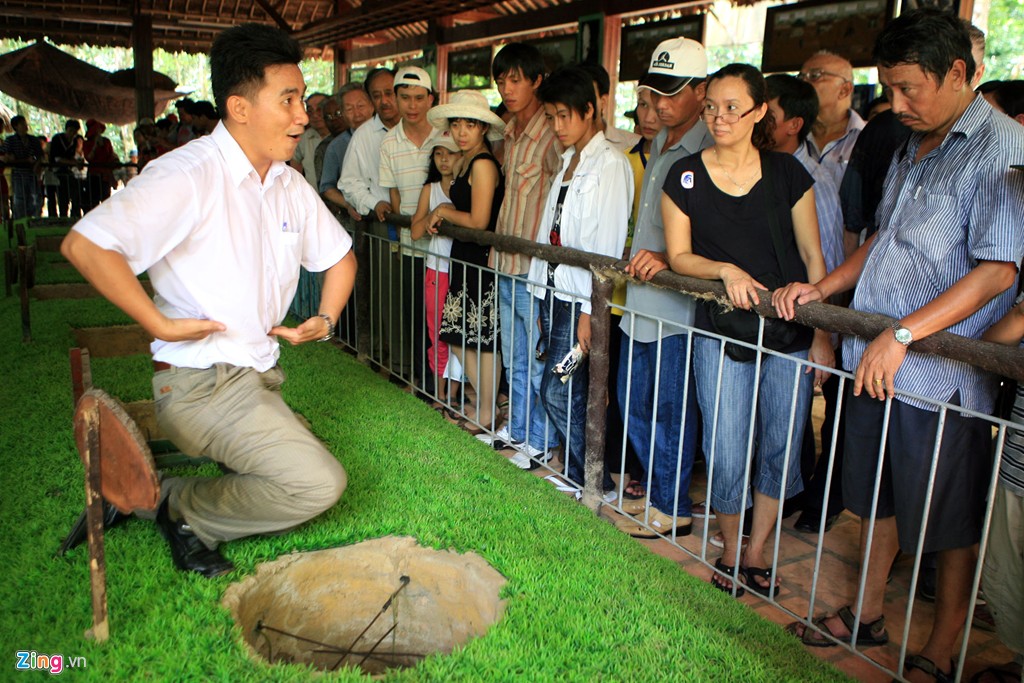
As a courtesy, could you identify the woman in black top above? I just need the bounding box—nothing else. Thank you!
[426,91,506,434]
[662,64,832,597]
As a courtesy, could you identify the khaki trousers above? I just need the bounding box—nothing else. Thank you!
[152,364,346,549]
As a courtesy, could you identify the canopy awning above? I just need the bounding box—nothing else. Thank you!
[0,41,180,125]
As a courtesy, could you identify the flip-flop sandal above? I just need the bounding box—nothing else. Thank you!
[622,480,647,500]
[710,558,745,598]
[692,500,716,519]
[741,565,780,599]
[785,605,888,648]
[901,654,953,683]
[436,405,461,422]
[459,418,490,437]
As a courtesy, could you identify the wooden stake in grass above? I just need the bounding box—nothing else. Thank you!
[72,387,160,643]
[80,398,109,643]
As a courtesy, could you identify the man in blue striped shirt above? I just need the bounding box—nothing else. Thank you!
[774,10,1024,679]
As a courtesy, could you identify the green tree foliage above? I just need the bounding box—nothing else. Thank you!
[985,0,1024,80]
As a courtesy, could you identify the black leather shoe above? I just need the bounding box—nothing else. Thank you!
[57,501,133,556]
[155,500,234,578]
[794,510,838,534]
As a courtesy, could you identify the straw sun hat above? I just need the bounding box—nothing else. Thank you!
[427,90,505,141]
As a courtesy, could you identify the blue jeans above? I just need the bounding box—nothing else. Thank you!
[617,333,700,516]
[498,275,555,450]
[693,335,811,515]
[539,296,611,489]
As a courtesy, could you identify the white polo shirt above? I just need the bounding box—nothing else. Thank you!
[379,120,445,256]
[72,122,353,372]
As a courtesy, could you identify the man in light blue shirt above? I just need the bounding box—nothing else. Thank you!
[320,84,374,219]
[777,11,1024,676]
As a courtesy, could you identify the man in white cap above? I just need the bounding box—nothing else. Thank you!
[379,66,446,391]
[614,38,713,539]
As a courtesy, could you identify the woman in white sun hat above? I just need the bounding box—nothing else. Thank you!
[425,91,506,434]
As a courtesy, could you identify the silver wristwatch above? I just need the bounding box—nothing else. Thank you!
[891,322,912,347]
[316,313,334,342]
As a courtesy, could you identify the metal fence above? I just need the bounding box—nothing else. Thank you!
[315,213,1023,682]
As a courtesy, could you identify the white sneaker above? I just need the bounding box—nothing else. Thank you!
[476,425,520,450]
[517,443,553,463]
[508,451,532,469]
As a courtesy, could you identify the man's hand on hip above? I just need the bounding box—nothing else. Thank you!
[270,316,330,346]
[155,317,226,342]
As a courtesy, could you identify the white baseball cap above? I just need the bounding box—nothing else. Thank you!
[394,66,432,92]
[638,38,708,96]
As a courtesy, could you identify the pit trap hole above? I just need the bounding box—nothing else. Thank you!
[222,536,506,675]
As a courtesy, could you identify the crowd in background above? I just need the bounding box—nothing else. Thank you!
[0,97,221,220]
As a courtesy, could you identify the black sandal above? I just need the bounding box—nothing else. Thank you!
[741,565,779,598]
[710,558,745,598]
[785,605,888,648]
[623,480,647,500]
[899,654,953,683]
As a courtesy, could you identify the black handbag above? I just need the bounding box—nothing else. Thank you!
[707,152,801,363]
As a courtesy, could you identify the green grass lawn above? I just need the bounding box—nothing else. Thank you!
[0,286,849,682]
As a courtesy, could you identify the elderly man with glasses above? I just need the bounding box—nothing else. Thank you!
[798,50,865,187]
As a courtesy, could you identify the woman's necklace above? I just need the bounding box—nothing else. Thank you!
[713,147,760,191]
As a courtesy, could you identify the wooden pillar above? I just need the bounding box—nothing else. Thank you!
[132,4,155,123]
[581,275,613,512]
[603,15,623,126]
[335,40,351,89]
[424,17,453,99]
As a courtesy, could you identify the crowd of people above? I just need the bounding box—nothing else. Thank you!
[45,9,1024,682]
[311,13,1022,681]
[0,97,222,220]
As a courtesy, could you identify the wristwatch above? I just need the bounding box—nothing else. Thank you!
[891,322,913,347]
[316,313,334,343]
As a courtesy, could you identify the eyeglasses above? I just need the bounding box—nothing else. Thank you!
[797,68,851,84]
[324,110,345,121]
[701,104,758,124]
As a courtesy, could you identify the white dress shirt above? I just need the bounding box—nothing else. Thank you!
[72,122,353,372]
[339,113,391,216]
[527,131,633,314]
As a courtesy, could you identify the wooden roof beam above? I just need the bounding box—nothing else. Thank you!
[293,0,495,45]
[441,0,707,46]
[254,0,293,31]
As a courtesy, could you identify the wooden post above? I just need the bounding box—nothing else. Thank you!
[82,401,109,642]
[70,347,93,408]
[17,244,32,342]
[581,275,613,512]
[132,5,155,123]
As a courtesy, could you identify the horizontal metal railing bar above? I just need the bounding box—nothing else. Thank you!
[376,212,1024,383]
